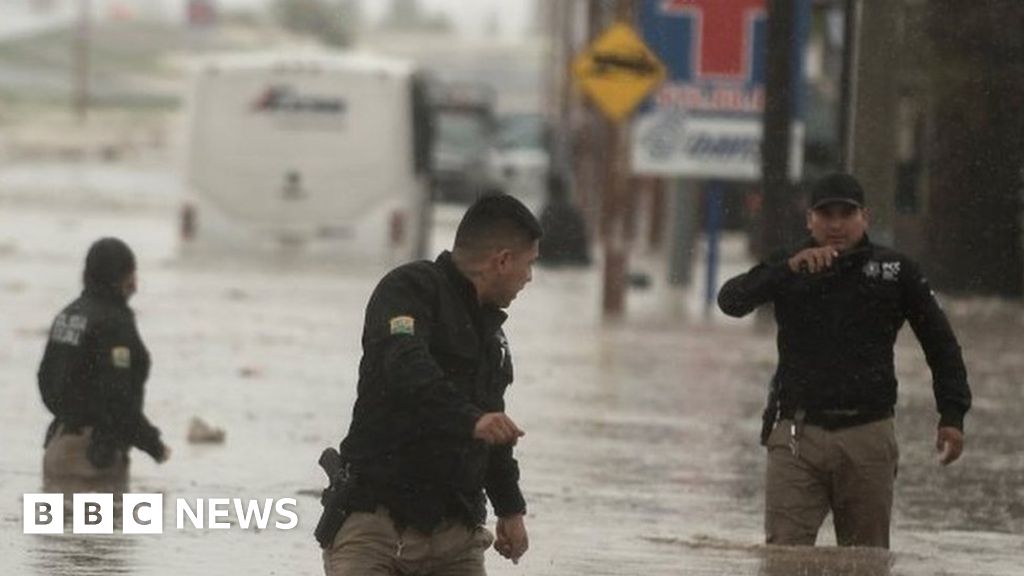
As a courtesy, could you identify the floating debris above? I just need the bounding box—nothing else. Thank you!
[187,417,226,444]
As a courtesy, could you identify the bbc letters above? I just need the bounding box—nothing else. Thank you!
[24,493,298,534]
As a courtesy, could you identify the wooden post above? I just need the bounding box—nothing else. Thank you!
[600,0,638,318]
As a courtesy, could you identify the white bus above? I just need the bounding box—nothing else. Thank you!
[179,50,432,264]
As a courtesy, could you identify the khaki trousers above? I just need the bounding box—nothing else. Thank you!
[765,417,899,548]
[322,507,494,576]
[42,425,129,496]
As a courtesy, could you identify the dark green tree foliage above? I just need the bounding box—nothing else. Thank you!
[925,0,1024,296]
[272,0,360,47]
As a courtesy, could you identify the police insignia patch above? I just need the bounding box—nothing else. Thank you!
[863,261,881,279]
[882,261,901,281]
[111,346,131,368]
[389,316,415,335]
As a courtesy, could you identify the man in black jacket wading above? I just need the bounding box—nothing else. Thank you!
[38,237,170,496]
[717,173,971,549]
[320,194,541,575]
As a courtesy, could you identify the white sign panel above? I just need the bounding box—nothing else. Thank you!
[634,111,804,179]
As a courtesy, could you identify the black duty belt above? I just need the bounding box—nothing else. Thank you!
[781,407,893,430]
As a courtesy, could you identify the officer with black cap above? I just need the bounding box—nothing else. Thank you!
[38,237,169,494]
[718,172,971,549]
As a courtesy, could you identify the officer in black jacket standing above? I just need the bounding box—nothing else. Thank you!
[320,194,541,576]
[38,237,169,494]
[718,173,971,549]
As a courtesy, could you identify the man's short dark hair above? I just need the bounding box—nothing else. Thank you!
[454,193,543,253]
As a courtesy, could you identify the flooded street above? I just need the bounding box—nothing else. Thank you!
[1,165,1022,575]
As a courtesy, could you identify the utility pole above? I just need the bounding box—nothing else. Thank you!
[838,0,860,171]
[73,0,91,122]
[542,1,564,169]
[760,0,796,259]
[573,1,604,242]
[847,0,898,244]
[546,0,578,179]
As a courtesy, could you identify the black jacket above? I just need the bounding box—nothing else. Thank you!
[718,237,971,430]
[338,251,525,532]
[38,285,165,461]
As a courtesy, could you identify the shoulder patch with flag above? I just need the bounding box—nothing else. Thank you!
[111,346,131,369]
[389,316,415,335]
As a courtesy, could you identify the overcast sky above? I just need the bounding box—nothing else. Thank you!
[2,0,536,40]
[207,0,538,40]
[2,0,539,41]
[357,0,538,40]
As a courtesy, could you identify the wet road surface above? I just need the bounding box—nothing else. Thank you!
[1,174,1022,575]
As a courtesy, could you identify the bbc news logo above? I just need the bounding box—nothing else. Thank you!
[23,493,298,534]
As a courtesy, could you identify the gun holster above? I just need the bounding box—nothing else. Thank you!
[760,404,778,447]
[760,373,781,446]
[314,447,357,549]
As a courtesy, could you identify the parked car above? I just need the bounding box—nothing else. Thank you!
[489,112,551,213]
[428,82,501,203]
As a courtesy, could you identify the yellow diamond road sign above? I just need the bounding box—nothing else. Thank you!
[573,22,666,122]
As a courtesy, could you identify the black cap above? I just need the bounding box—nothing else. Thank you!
[810,172,865,209]
[84,237,136,288]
